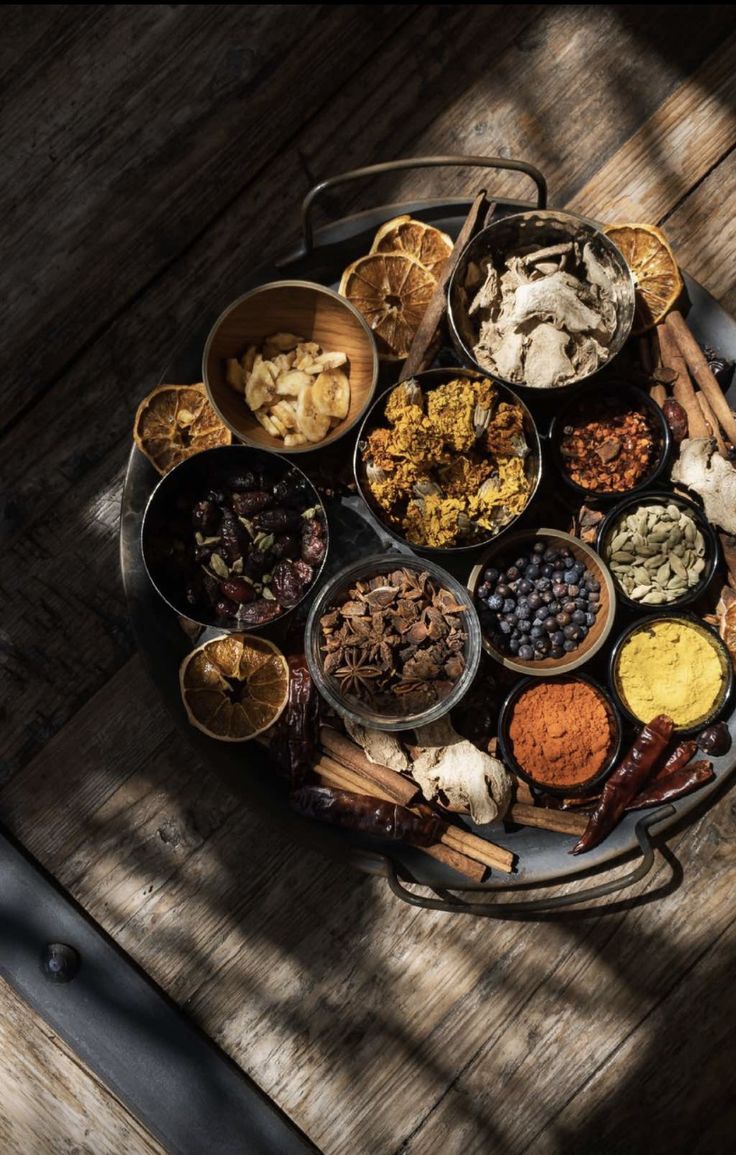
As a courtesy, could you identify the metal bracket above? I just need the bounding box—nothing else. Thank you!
[0,827,320,1155]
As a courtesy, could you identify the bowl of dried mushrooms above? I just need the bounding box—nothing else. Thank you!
[354,368,541,554]
[203,281,379,453]
[447,210,635,393]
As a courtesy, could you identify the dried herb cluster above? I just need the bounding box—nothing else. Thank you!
[320,567,468,714]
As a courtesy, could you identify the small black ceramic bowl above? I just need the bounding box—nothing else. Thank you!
[596,488,719,614]
[141,444,328,631]
[498,673,623,797]
[353,366,541,556]
[608,613,733,735]
[549,382,671,502]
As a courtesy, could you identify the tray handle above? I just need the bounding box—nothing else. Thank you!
[370,807,676,918]
[301,155,547,252]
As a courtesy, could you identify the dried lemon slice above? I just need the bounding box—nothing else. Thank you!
[371,215,453,280]
[180,634,289,741]
[604,222,683,334]
[133,383,231,474]
[339,252,436,360]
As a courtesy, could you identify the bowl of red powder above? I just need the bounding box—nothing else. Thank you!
[498,675,623,796]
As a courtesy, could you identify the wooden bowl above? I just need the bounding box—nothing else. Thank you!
[203,281,378,454]
[467,527,616,676]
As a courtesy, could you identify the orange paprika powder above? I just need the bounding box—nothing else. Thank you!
[508,679,615,788]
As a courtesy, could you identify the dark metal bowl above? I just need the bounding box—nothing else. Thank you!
[353,366,542,556]
[140,444,328,631]
[447,209,636,396]
[548,382,672,501]
[608,612,733,736]
[596,488,719,614]
[498,672,623,797]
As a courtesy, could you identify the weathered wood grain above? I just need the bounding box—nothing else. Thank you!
[0,4,415,429]
[0,978,164,1155]
[4,6,736,791]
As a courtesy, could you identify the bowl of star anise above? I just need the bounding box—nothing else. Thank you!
[305,554,481,731]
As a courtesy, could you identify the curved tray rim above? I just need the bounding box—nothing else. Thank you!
[120,194,736,892]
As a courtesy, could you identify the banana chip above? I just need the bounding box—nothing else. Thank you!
[226,333,351,448]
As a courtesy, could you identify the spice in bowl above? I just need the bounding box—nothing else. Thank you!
[475,538,602,660]
[320,567,468,714]
[604,501,706,605]
[361,376,533,548]
[226,333,350,447]
[506,679,617,791]
[614,618,728,729]
[558,394,659,492]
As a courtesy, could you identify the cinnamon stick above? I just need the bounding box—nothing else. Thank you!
[656,322,709,438]
[320,727,418,806]
[401,191,491,378]
[509,803,588,837]
[318,732,515,873]
[313,763,486,882]
[666,311,736,446]
[695,391,728,456]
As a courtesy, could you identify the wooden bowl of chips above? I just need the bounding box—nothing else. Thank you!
[203,281,379,454]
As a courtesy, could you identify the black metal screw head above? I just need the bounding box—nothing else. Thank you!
[41,943,80,983]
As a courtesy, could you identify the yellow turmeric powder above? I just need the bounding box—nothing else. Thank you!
[616,619,726,727]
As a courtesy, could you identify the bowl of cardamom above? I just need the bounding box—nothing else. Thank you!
[596,490,718,613]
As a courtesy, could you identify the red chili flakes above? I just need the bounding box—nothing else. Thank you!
[559,398,657,493]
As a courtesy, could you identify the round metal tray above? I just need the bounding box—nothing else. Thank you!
[120,157,736,915]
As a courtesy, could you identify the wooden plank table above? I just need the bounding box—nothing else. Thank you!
[2,5,736,1151]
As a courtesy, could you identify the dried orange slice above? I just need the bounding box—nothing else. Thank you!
[339,252,436,360]
[180,633,289,741]
[133,383,231,474]
[370,215,453,280]
[604,223,683,335]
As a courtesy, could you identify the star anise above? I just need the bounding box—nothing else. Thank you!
[334,649,381,697]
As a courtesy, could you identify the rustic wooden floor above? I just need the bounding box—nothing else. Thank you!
[2,5,736,1153]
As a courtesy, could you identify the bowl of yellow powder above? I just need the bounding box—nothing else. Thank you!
[610,614,732,733]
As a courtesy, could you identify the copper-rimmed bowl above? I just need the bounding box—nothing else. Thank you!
[203,280,379,454]
[467,527,616,676]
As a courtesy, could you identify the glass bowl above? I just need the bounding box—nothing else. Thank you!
[305,553,482,732]
[498,673,623,796]
[609,612,733,735]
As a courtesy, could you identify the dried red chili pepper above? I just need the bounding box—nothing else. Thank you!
[627,760,714,809]
[290,786,444,846]
[571,714,674,854]
[651,739,698,781]
[267,655,320,787]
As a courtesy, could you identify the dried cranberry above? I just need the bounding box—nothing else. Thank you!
[220,578,255,605]
[292,559,314,587]
[231,490,272,517]
[272,560,303,607]
[301,517,326,565]
[253,507,301,532]
[214,597,239,619]
[237,598,283,626]
[220,509,246,563]
[272,533,300,560]
[244,549,269,580]
[662,398,688,444]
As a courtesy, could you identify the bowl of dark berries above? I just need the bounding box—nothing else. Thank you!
[141,445,328,630]
[467,528,616,675]
[306,554,481,731]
